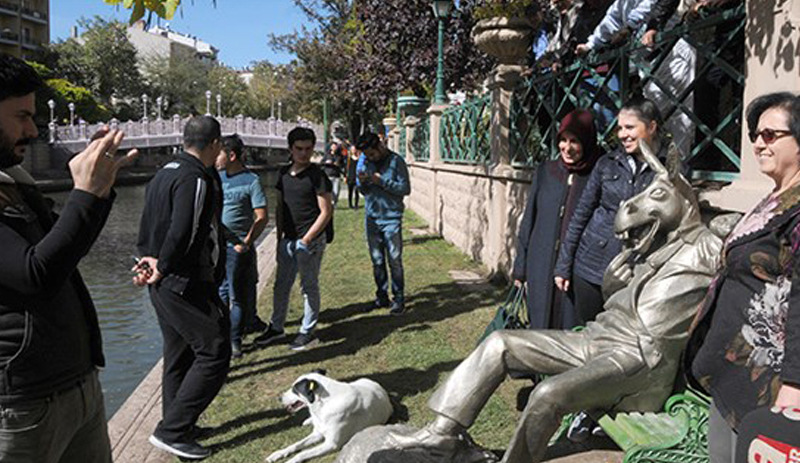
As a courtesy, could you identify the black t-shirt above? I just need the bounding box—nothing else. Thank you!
[277,163,332,239]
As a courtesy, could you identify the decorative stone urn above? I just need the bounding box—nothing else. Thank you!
[471,17,535,90]
[397,96,430,117]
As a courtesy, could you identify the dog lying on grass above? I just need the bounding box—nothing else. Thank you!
[266,370,393,463]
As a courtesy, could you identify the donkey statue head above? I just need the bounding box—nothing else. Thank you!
[614,141,702,258]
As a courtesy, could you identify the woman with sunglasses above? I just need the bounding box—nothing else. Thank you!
[553,97,676,325]
[687,92,800,462]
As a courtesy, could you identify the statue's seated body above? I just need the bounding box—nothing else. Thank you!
[390,145,723,463]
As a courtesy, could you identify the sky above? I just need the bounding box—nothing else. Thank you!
[50,0,308,68]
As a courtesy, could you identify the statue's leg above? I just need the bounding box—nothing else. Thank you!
[501,350,646,463]
[429,329,588,429]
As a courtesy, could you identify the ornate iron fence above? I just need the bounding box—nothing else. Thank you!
[412,115,431,162]
[510,5,745,182]
[440,92,492,164]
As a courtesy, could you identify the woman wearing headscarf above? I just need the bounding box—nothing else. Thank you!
[513,108,601,330]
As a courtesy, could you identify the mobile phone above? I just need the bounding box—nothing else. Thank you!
[132,255,150,270]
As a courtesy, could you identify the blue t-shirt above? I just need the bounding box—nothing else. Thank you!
[219,169,268,242]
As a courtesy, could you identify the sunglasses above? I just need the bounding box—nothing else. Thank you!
[749,128,793,144]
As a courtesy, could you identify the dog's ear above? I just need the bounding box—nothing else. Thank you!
[293,379,318,404]
[312,368,327,376]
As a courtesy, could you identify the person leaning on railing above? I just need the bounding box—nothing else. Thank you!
[686,92,800,463]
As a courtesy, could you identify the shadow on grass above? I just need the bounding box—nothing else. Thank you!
[226,280,502,385]
[207,411,306,453]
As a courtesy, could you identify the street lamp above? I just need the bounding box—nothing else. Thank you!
[216,93,222,118]
[278,101,282,121]
[271,70,278,119]
[156,96,163,120]
[141,94,149,120]
[68,102,75,126]
[431,0,453,105]
[47,99,55,123]
[205,90,212,116]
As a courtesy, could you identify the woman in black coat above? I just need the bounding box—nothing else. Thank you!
[554,98,672,324]
[512,108,600,330]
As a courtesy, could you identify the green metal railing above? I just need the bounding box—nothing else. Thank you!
[412,115,430,162]
[510,5,745,182]
[440,92,492,164]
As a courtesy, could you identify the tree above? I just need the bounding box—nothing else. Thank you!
[45,17,145,113]
[207,65,252,118]
[142,54,209,116]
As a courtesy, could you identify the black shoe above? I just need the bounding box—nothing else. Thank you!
[254,324,285,347]
[289,332,319,351]
[149,434,211,460]
[389,301,406,315]
[374,297,391,309]
[244,316,268,334]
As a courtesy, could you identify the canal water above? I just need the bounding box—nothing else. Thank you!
[49,169,278,418]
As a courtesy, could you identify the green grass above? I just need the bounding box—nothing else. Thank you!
[193,205,518,462]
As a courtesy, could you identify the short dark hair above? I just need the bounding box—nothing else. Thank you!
[746,92,800,144]
[183,116,221,151]
[287,126,316,148]
[620,97,665,139]
[0,53,44,102]
[222,134,245,161]
[355,132,380,151]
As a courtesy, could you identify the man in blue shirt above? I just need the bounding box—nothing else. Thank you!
[355,132,411,315]
[215,134,269,358]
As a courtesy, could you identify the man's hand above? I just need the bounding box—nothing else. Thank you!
[641,29,657,48]
[575,43,591,56]
[609,26,631,46]
[69,128,139,198]
[370,172,382,184]
[774,384,800,408]
[233,243,250,254]
[513,279,525,289]
[554,276,570,292]
[131,256,162,286]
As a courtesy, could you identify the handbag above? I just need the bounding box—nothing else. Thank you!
[477,285,528,345]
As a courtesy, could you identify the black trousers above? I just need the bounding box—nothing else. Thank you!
[347,183,359,208]
[572,274,604,325]
[149,281,231,442]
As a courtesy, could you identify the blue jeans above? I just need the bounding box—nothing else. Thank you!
[366,217,404,304]
[218,245,258,346]
[270,236,326,334]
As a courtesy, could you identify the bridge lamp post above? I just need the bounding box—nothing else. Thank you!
[141,94,149,121]
[68,102,75,126]
[432,0,452,105]
[216,93,222,118]
[156,96,163,120]
[47,99,55,123]
[278,101,282,121]
[205,90,212,116]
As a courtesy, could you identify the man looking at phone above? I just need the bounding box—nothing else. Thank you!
[134,116,229,460]
[355,132,410,315]
[0,53,137,462]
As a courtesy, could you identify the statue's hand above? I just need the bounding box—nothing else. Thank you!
[602,248,633,299]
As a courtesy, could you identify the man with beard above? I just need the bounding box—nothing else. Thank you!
[0,53,137,462]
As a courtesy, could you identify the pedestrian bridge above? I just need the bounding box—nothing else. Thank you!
[49,115,326,154]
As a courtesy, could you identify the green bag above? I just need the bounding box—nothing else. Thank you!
[477,285,528,345]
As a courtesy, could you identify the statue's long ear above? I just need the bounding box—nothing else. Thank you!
[639,140,669,177]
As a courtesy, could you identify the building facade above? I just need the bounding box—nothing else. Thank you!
[0,0,49,59]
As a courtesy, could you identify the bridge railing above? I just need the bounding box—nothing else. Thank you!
[49,115,325,153]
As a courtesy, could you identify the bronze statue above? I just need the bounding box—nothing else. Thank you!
[377,143,723,463]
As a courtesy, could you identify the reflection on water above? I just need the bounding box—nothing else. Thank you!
[48,169,279,418]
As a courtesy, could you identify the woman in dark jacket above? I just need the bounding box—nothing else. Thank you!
[512,108,600,329]
[687,92,800,463]
[554,97,672,324]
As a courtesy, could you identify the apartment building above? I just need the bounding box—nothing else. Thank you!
[0,0,48,59]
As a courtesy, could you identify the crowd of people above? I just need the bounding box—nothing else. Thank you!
[0,10,796,459]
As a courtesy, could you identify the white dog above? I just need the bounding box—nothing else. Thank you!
[266,371,393,463]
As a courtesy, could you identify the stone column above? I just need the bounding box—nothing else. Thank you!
[383,117,397,151]
[404,116,418,163]
[427,104,448,234]
[701,0,800,212]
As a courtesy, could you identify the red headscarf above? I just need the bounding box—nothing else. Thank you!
[557,109,600,173]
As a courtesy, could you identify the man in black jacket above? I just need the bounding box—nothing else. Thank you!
[0,53,137,462]
[134,116,229,460]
